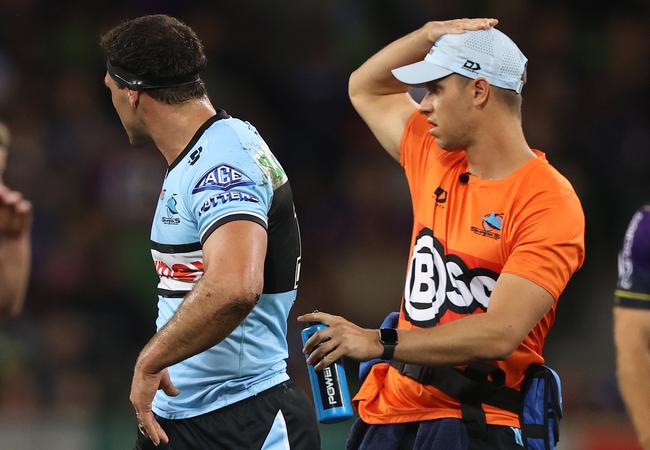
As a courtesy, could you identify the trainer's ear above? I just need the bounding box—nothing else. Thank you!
[472,77,490,108]
[127,89,140,109]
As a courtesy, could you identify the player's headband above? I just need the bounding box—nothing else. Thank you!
[106,60,201,91]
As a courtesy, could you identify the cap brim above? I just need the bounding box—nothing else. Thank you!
[391,61,453,87]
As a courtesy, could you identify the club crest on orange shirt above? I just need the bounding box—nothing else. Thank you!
[471,213,504,240]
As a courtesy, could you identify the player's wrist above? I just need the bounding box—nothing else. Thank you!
[134,353,162,375]
[422,21,444,44]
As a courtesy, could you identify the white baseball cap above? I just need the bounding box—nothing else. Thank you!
[392,27,528,93]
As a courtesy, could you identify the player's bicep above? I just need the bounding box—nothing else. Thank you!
[349,91,418,162]
[486,273,554,348]
[202,220,267,298]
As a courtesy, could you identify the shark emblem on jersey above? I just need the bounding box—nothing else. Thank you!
[192,163,255,193]
[162,194,181,225]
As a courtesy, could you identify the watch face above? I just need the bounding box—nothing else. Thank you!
[380,328,398,345]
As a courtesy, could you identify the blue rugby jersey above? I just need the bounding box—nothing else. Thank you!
[615,205,650,310]
[150,110,302,419]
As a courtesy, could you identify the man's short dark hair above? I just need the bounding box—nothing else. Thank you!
[100,14,208,104]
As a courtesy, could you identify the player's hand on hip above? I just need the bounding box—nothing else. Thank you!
[424,18,498,43]
[298,311,383,370]
[130,367,180,446]
[0,184,32,237]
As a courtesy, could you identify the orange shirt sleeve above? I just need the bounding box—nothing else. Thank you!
[501,188,585,300]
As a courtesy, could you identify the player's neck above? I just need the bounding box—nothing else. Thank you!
[465,116,535,180]
[146,97,217,166]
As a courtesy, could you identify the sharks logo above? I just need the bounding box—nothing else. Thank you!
[471,213,504,240]
[482,213,503,232]
[162,194,181,225]
[192,164,255,194]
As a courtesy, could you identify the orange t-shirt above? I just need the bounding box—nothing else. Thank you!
[353,112,585,427]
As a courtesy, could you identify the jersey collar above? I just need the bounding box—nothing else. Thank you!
[168,109,231,171]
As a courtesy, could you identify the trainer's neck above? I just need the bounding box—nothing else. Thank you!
[148,97,217,166]
[465,116,535,180]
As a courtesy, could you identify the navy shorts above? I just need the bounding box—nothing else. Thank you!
[134,381,320,450]
[346,417,524,450]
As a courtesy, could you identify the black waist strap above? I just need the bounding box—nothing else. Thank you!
[389,361,520,414]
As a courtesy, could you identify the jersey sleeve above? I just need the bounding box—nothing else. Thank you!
[615,206,650,309]
[501,189,585,300]
[183,126,273,246]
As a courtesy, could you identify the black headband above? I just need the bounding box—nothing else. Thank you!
[106,60,201,91]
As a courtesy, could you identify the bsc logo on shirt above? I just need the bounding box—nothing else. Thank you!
[404,228,498,327]
[192,164,255,194]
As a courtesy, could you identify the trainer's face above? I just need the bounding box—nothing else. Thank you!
[104,73,150,147]
[419,75,473,151]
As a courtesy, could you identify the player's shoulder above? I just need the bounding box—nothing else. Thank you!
[177,114,287,199]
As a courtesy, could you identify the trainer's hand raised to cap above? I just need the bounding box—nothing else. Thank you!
[424,18,498,43]
[348,17,497,162]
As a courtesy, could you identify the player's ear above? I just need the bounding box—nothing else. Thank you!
[472,77,490,109]
[127,89,140,109]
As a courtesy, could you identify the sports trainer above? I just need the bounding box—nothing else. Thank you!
[0,121,31,320]
[614,206,650,450]
[300,18,585,449]
[100,15,318,449]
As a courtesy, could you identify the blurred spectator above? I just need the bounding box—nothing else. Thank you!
[0,122,31,320]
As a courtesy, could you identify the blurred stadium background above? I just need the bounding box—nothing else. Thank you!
[0,0,648,448]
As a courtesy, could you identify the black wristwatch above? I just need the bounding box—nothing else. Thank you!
[379,328,398,360]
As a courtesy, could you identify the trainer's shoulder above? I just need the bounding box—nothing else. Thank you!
[527,154,579,198]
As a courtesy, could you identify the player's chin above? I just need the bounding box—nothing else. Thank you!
[127,131,152,148]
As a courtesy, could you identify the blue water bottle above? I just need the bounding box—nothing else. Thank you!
[301,323,354,423]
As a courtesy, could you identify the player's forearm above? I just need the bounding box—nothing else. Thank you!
[0,236,30,319]
[349,24,434,99]
[616,339,650,448]
[394,313,518,366]
[136,277,259,374]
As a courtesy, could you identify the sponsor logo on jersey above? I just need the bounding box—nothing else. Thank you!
[162,195,181,225]
[154,260,204,282]
[255,146,287,190]
[404,228,498,327]
[619,211,643,289]
[192,164,255,193]
[198,191,261,216]
[189,146,203,165]
[471,213,503,240]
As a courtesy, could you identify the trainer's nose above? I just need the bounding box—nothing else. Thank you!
[419,91,434,113]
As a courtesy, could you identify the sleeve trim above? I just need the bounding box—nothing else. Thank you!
[500,269,559,301]
[614,289,650,301]
[200,212,268,245]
